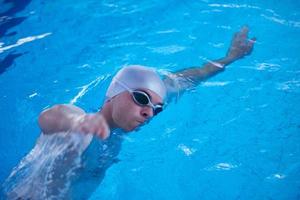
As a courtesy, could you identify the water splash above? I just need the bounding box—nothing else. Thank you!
[2,132,93,200]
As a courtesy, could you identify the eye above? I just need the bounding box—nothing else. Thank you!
[132,92,149,105]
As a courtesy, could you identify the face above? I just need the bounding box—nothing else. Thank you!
[110,89,163,132]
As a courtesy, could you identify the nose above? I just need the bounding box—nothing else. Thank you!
[141,106,154,119]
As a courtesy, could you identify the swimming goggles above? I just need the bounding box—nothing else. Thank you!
[115,79,164,115]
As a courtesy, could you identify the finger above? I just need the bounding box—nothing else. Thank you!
[104,125,110,139]
[96,127,109,140]
[95,124,104,137]
[240,26,249,35]
[95,129,102,138]
[102,124,110,139]
[237,26,249,41]
[104,126,110,139]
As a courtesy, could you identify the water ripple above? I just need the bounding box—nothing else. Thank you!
[205,162,239,171]
[201,81,231,87]
[148,45,186,55]
[266,173,286,180]
[208,3,261,9]
[256,62,281,71]
[0,33,52,53]
[261,14,300,28]
[178,144,196,156]
[276,80,300,91]
[241,62,281,72]
[70,75,109,104]
[156,29,180,34]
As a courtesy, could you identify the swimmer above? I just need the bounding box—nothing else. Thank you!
[39,26,256,137]
[3,26,255,200]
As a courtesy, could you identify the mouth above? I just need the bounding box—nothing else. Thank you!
[136,120,144,125]
[136,119,146,126]
[130,120,146,131]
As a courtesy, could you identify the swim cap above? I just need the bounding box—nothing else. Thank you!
[105,65,167,101]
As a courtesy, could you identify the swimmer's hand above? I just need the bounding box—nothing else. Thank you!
[72,113,110,140]
[168,26,256,92]
[226,26,256,61]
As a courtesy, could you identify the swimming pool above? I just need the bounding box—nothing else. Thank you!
[0,0,299,199]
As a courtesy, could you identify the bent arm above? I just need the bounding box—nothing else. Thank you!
[38,104,85,134]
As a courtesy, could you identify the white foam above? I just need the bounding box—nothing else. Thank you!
[3,132,93,199]
[178,144,196,156]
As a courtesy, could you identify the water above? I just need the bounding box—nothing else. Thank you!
[0,0,300,199]
[3,132,92,199]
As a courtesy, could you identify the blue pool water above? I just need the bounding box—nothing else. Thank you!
[0,0,300,199]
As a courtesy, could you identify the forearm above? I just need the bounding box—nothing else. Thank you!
[165,26,255,94]
[174,56,235,85]
[38,104,85,134]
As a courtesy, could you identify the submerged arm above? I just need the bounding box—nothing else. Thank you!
[165,26,256,91]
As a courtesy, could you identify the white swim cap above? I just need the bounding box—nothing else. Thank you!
[105,65,167,101]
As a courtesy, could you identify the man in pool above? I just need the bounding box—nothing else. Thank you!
[39,26,255,138]
[2,26,256,200]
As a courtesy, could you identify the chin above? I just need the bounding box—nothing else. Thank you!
[122,126,135,132]
[123,124,139,132]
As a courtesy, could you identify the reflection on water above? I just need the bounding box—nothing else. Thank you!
[0,0,32,73]
[0,51,24,74]
[2,131,123,200]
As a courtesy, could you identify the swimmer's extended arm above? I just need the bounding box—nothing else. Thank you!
[38,104,110,139]
[166,26,256,90]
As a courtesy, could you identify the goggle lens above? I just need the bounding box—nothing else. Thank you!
[131,91,163,115]
[132,91,149,105]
